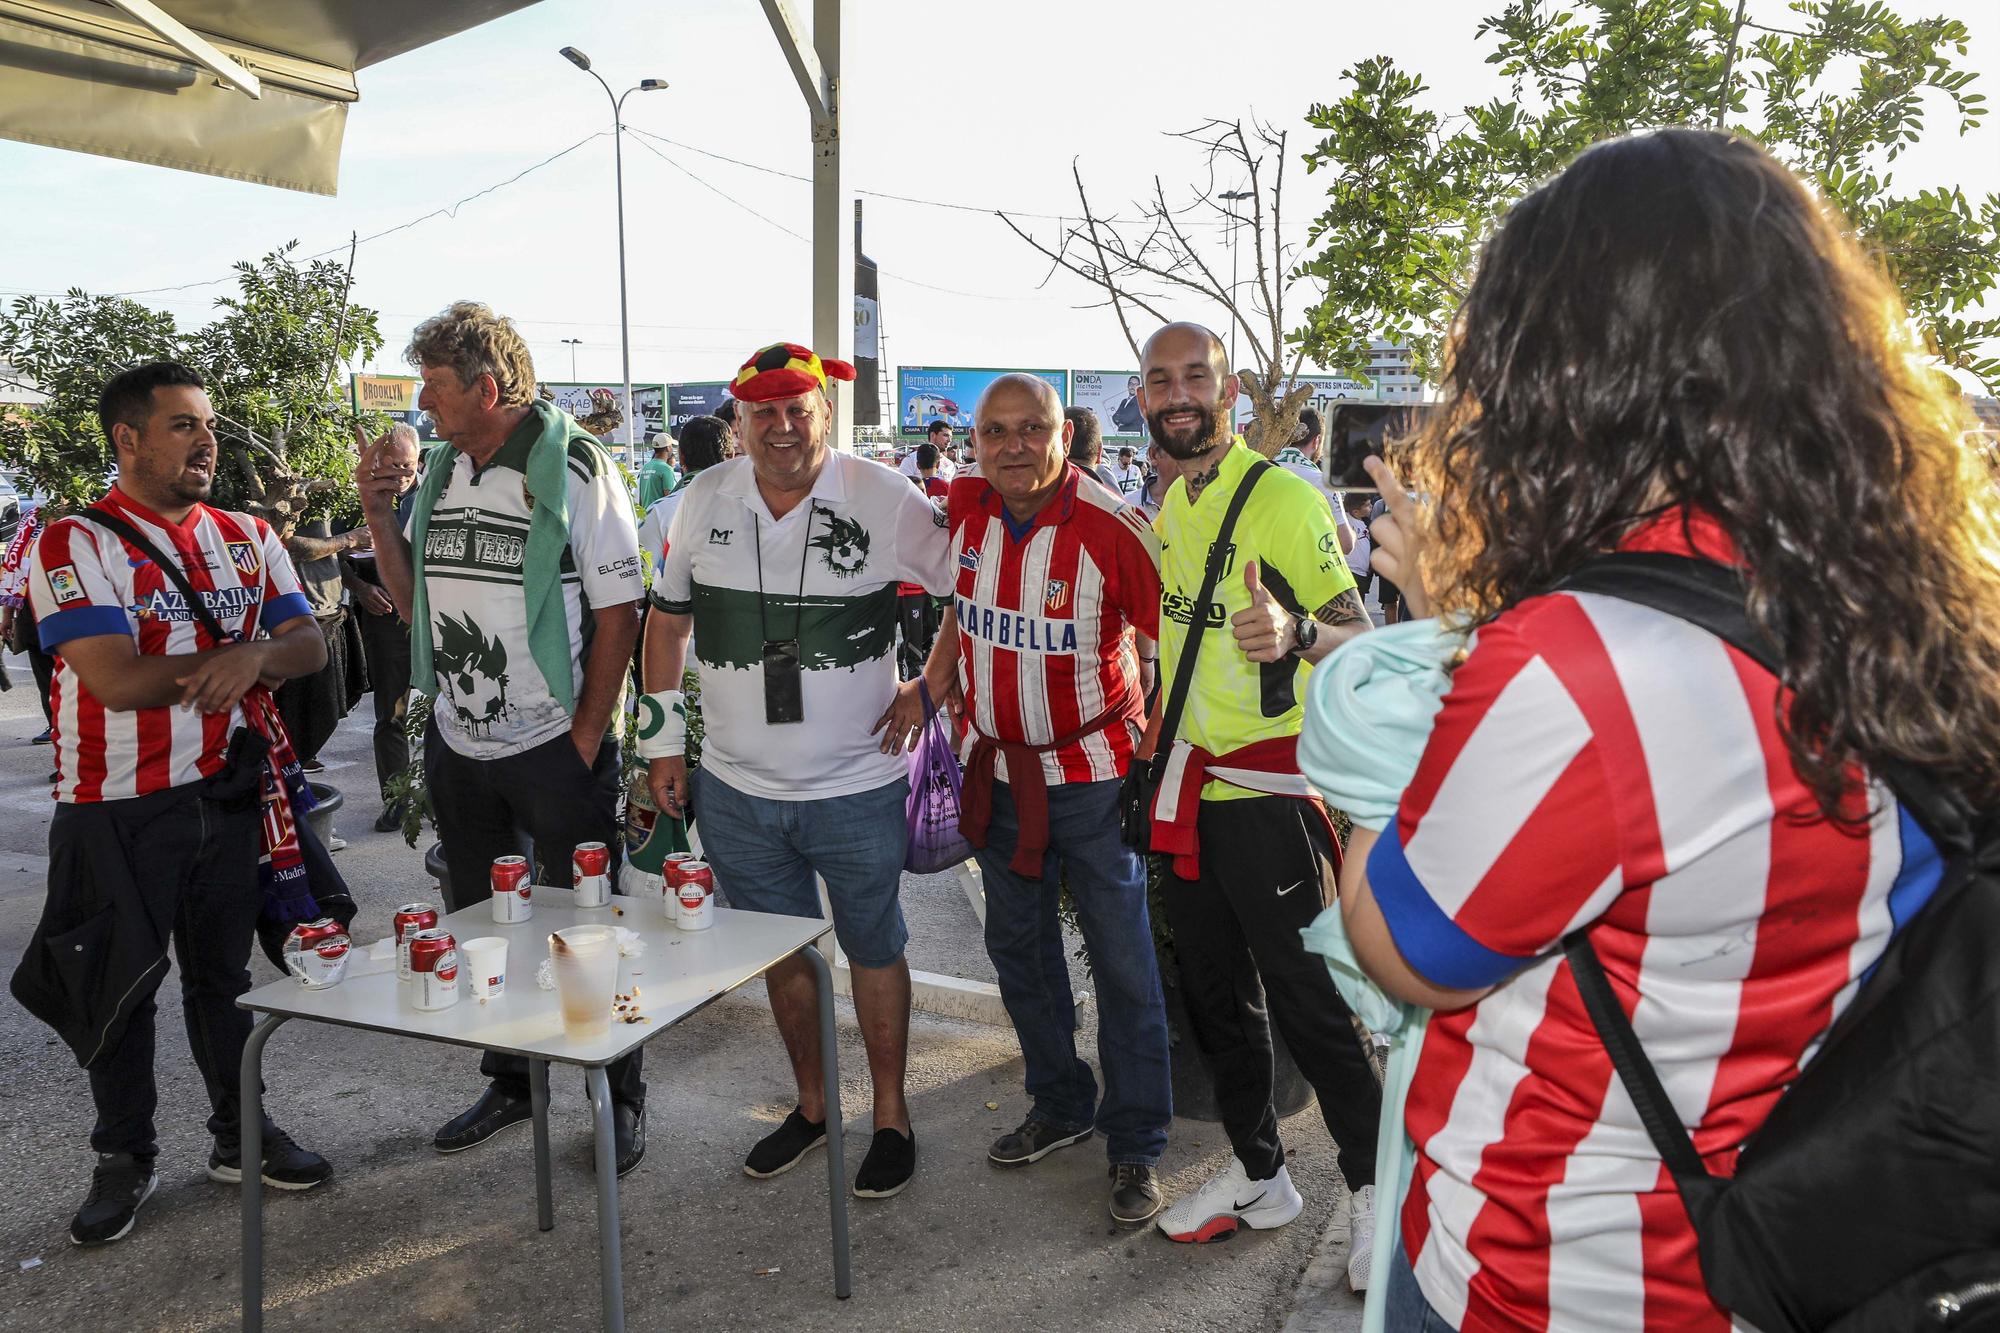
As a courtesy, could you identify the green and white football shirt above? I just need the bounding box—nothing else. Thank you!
[407,421,643,759]
[655,450,952,800]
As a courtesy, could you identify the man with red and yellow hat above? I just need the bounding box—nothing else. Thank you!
[638,341,952,1200]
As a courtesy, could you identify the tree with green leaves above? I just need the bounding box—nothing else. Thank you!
[1298,0,1999,390]
[0,243,383,530]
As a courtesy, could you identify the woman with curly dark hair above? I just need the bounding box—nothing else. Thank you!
[1320,128,2000,1331]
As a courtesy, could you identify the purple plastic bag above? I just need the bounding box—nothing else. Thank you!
[905,684,972,874]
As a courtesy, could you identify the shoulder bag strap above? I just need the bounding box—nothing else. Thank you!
[80,509,238,645]
[1153,460,1273,756]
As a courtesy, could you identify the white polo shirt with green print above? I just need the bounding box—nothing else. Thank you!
[654,450,952,801]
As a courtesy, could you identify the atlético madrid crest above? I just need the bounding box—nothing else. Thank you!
[1044,579,1069,613]
[226,541,260,577]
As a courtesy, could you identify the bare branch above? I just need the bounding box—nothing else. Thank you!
[997,213,1172,327]
[1072,160,1144,364]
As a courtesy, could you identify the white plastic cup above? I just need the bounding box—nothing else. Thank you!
[549,925,618,1040]
[463,937,508,1000]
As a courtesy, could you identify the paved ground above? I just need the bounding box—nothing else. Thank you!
[0,650,1364,1331]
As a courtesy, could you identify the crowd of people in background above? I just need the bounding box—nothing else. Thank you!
[6,127,1997,1333]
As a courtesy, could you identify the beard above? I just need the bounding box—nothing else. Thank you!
[1145,401,1229,460]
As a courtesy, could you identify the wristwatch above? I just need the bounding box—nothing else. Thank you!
[1288,613,1319,658]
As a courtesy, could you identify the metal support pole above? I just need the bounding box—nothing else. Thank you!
[239,1013,289,1333]
[612,91,636,455]
[810,0,852,454]
[586,1066,626,1332]
[804,943,851,1299]
[530,1057,554,1232]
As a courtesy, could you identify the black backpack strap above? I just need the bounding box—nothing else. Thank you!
[80,509,239,645]
[1152,459,1273,756]
[1562,932,1716,1195]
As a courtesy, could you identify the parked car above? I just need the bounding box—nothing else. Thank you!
[0,473,20,549]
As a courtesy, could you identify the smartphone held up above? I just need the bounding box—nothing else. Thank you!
[1322,403,1437,492]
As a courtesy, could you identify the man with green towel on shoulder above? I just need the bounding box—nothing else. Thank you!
[356,301,647,1173]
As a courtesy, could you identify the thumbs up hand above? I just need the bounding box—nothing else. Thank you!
[1230,559,1296,663]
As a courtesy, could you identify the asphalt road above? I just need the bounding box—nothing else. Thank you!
[0,649,1363,1331]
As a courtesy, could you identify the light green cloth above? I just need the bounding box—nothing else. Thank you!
[407,399,589,714]
[637,457,679,508]
[1297,617,1461,1331]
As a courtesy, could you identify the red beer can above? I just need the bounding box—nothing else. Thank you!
[283,917,351,989]
[675,860,715,931]
[491,855,533,923]
[394,902,439,983]
[573,842,611,908]
[408,927,460,1011]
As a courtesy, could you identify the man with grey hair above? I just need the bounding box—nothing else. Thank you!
[339,422,420,831]
[878,373,1172,1225]
[356,302,647,1174]
[640,340,951,1201]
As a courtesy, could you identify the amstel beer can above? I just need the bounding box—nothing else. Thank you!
[282,918,350,989]
[674,860,715,931]
[491,855,533,923]
[662,852,699,912]
[393,903,439,983]
[573,842,611,908]
[408,928,460,1011]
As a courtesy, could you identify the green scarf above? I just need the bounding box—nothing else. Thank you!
[407,399,589,715]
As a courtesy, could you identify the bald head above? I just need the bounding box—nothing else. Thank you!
[976,373,1071,518]
[1140,322,1229,381]
[977,373,1063,425]
[1139,322,1237,460]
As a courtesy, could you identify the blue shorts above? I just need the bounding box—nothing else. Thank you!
[691,768,910,969]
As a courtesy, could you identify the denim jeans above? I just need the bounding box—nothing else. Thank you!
[1385,1242,1458,1331]
[973,777,1171,1165]
[691,768,911,968]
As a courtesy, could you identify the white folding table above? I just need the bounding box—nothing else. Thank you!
[235,889,849,1331]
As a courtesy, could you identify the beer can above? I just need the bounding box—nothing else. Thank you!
[491,855,533,923]
[393,902,439,983]
[662,852,699,912]
[674,860,715,931]
[573,842,611,908]
[282,917,350,989]
[408,928,460,1011]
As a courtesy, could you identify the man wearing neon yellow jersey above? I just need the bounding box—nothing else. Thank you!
[1139,323,1383,1292]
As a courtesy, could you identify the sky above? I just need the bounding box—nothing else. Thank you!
[1,0,1995,399]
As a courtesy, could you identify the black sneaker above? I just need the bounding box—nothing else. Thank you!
[70,1153,158,1246]
[591,1102,646,1178]
[988,1117,1092,1168]
[208,1128,332,1190]
[372,803,404,834]
[433,1085,532,1153]
[743,1107,826,1179]
[1109,1163,1163,1226]
[852,1127,916,1199]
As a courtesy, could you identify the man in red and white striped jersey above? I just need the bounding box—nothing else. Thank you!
[877,373,1173,1226]
[11,362,334,1247]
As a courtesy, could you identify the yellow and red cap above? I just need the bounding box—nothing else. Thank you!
[730,341,856,403]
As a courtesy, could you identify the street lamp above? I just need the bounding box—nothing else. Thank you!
[1219,189,1254,373]
[560,337,582,380]
[560,46,667,452]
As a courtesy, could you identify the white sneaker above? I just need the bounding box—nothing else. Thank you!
[1156,1157,1304,1243]
[1347,1183,1376,1292]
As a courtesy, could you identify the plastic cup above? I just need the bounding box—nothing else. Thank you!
[463,937,508,1000]
[549,925,618,1040]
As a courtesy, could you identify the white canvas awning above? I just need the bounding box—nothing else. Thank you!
[0,0,542,195]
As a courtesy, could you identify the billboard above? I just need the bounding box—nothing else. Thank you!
[1071,369,1147,441]
[537,381,666,450]
[350,373,438,442]
[896,366,1069,437]
[667,381,732,433]
[1231,374,1374,434]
